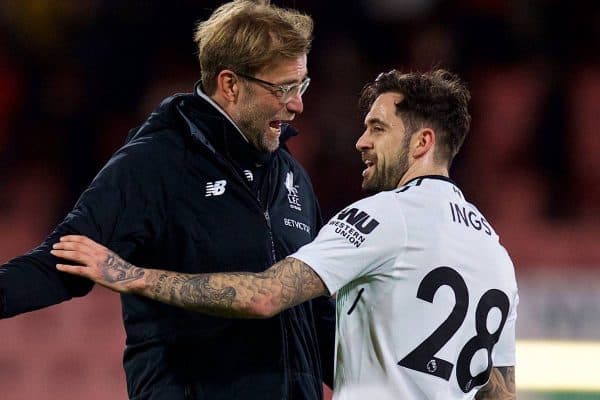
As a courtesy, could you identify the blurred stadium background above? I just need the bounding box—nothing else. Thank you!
[0,0,599,399]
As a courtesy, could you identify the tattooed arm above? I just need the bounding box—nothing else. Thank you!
[51,235,328,318]
[140,258,327,318]
[475,367,516,400]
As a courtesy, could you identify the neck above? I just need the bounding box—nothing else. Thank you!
[210,93,230,115]
[397,163,449,188]
[201,91,252,145]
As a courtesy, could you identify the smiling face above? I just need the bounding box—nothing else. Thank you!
[356,92,413,193]
[233,54,307,153]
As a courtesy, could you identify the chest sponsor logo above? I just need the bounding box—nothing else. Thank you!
[328,207,380,248]
[205,180,227,197]
[284,171,302,211]
[284,218,310,234]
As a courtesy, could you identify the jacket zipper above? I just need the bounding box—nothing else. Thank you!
[259,182,290,400]
[212,151,290,399]
[262,208,277,264]
[184,110,295,399]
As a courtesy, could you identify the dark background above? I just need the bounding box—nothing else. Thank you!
[0,1,598,398]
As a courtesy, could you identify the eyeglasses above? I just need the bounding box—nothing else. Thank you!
[235,72,310,104]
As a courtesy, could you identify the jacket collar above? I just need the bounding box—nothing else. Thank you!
[188,83,274,167]
[127,83,298,168]
[194,83,250,145]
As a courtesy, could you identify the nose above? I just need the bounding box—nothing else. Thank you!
[285,93,304,114]
[355,130,371,152]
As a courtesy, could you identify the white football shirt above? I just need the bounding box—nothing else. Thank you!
[292,175,518,400]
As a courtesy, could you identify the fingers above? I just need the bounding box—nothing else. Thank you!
[56,263,92,278]
[52,240,94,253]
[50,248,95,266]
[51,235,108,268]
[57,235,108,257]
[52,235,106,259]
[59,235,105,249]
[52,235,110,282]
[56,235,105,252]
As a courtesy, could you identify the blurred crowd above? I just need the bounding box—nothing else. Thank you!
[1,0,599,270]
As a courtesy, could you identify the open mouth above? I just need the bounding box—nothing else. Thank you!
[362,159,374,177]
[269,120,282,133]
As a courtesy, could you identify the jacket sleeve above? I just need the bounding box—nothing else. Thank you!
[0,140,167,318]
[309,197,336,387]
[312,295,335,388]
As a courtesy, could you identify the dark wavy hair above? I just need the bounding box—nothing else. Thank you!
[359,69,471,167]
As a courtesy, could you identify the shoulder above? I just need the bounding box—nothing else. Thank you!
[112,129,185,167]
[342,191,404,215]
[275,127,312,180]
[93,129,187,190]
[330,191,406,236]
[276,145,308,171]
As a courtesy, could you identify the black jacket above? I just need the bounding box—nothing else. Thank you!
[0,87,335,400]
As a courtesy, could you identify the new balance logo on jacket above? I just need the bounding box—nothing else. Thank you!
[205,180,227,197]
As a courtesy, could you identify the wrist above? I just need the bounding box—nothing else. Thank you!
[121,266,148,295]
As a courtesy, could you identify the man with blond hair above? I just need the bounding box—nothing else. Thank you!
[0,1,334,399]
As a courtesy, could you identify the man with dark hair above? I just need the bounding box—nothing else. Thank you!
[0,1,334,399]
[53,69,518,399]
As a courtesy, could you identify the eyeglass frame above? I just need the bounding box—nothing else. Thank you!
[234,72,310,103]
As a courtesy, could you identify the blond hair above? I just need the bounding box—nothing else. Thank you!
[195,0,313,94]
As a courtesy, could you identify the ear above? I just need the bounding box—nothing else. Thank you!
[412,128,435,158]
[215,70,240,103]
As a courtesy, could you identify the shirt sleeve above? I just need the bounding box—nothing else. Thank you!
[292,194,406,295]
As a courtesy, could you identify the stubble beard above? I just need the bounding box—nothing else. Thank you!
[236,94,280,153]
[362,139,411,194]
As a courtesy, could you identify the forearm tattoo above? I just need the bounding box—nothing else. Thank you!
[141,257,326,318]
[102,253,145,283]
[475,367,516,400]
[266,257,326,308]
